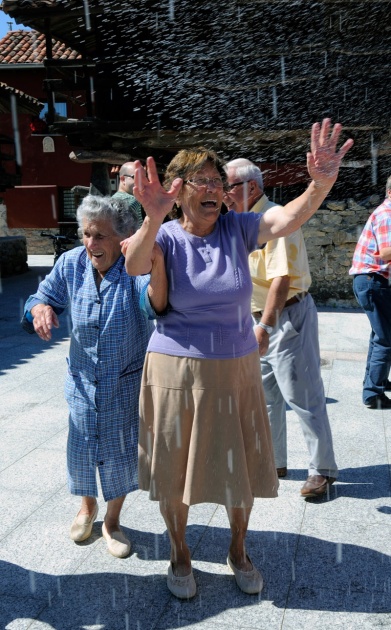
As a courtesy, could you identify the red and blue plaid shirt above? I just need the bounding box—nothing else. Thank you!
[349,198,391,279]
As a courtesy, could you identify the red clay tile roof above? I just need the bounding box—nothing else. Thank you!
[2,1,60,9]
[0,29,81,64]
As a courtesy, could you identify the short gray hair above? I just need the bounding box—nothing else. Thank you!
[386,175,391,195]
[76,195,138,238]
[224,158,264,190]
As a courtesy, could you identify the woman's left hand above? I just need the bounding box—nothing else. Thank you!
[307,118,354,189]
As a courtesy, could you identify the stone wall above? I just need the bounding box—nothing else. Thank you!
[0,235,28,277]
[302,195,379,307]
[0,198,379,304]
[0,204,55,255]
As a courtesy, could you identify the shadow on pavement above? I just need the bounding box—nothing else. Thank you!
[0,265,71,375]
[278,465,391,501]
[1,524,390,630]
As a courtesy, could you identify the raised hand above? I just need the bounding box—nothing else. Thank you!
[307,119,354,189]
[133,156,183,223]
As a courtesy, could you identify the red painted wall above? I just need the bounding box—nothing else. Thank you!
[5,185,59,228]
[0,67,46,99]
[22,133,91,186]
[1,111,91,226]
[0,67,86,117]
[1,113,91,184]
[257,162,309,187]
[0,67,91,227]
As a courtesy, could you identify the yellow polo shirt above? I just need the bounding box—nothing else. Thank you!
[249,195,311,313]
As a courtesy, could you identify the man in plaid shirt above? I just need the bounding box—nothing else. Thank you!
[349,176,391,409]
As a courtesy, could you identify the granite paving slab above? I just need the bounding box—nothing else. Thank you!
[1,264,390,629]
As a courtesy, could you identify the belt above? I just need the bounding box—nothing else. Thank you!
[354,272,390,282]
[253,291,308,317]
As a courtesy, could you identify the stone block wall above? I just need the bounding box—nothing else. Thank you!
[0,203,78,256]
[0,198,380,303]
[0,235,28,277]
[302,195,379,307]
[0,204,55,254]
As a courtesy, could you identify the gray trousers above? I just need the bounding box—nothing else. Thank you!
[258,294,338,478]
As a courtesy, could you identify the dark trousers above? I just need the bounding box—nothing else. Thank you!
[353,273,391,403]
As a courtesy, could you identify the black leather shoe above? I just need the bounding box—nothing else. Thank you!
[385,380,391,392]
[364,394,391,409]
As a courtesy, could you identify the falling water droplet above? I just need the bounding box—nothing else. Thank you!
[169,0,175,21]
[83,0,91,30]
[90,76,95,103]
[29,571,36,594]
[336,542,343,564]
[51,194,57,220]
[227,449,233,473]
[10,94,22,166]
[175,414,182,447]
[272,87,277,119]
[280,56,285,85]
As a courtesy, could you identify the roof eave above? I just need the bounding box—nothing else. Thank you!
[0,63,45,69]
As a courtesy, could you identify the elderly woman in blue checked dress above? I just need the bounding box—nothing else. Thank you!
[121,119,353,598]
[23,195,166,558]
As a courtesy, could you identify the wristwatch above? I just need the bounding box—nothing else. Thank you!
[256,321,273,335]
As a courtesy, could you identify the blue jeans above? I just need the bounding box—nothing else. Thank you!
[353,273,391,403]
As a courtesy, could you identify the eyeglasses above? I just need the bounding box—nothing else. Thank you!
[185,177,224,189]
[225,181,251,192]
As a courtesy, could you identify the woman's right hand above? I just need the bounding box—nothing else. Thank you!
[133,156,183,223]
[122,156,181,277]
[31,304,59,341]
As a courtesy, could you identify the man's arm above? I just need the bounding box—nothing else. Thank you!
[254,275,290,356]
[379,246,391,262]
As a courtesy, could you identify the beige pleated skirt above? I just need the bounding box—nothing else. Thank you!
[138,350,278,508]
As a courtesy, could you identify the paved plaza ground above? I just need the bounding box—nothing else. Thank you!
[1,255,391,630]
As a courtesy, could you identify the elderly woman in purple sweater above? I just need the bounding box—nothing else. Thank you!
[121,119,353,599]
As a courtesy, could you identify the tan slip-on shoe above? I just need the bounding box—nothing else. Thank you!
[70,503,99,542]
[227,555,263,594]
[300,475,336,498]
[167,563,196,599]
[102,522,131,558]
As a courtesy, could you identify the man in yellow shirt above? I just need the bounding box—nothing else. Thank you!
[224,158,338,498]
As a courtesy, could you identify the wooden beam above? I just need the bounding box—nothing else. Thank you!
[44,59,95,68]
[69,149,131,164]
[90,162,111,197]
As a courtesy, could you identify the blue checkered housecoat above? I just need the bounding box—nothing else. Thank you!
[25,247,154,501]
